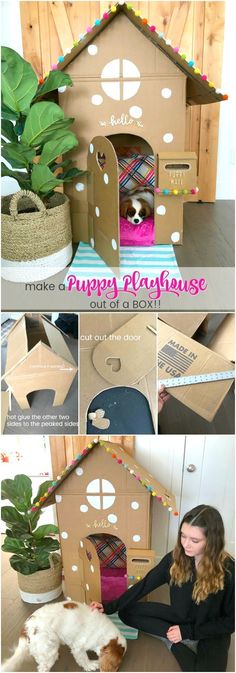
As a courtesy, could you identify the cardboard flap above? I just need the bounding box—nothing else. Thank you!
[159,312,208,337]
[208,314,235,362]
[79,537,101,603]
[92,314,156,385]
[158,320,234,422]
[5,315,28,372]
[42,318,76,365]
[87,135,120,272]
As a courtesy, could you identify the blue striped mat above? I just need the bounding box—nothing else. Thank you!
[66,242,180,285]
[109,612,138,639]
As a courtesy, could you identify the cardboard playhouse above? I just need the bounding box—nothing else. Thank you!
[80,313,157,434]
[35,439,177,604]
[53,1,227,270]
[158,314,235,422]
[2,314,77,410]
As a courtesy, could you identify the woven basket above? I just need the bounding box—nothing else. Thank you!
[1,190,72,282]
[17,553,62,604]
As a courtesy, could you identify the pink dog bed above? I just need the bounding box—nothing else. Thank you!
[120,215,154,246]
[101,567,127,602]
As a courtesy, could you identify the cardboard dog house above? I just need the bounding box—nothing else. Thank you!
[54,1,226,268]
[80,313,157,434]
[158,317,235,422]
[36,439,177,604]
[2,314,77,410]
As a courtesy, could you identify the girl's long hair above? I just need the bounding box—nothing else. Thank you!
[170,505,231,603]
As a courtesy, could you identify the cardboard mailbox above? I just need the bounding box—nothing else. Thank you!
[157,153,197,190]
[56,2,225,267]
[2,314,77,410]
[39,439,177,604]
[158,319,234,421]
[80,313,157,433]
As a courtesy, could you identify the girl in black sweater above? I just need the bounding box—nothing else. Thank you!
[91,505,235,672]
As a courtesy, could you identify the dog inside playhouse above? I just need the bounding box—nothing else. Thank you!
[39,439,177,606]
[56,2,226,273]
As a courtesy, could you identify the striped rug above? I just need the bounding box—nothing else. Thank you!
[109,612,138,639]
[66,242,180,285]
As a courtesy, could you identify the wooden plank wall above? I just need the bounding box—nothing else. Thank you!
[20,1,226,201]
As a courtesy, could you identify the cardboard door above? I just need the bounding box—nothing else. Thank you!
[87,136,120,271]
[78,537,101,604]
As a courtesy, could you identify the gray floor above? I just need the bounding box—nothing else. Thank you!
[158,313,235,435]
[2,201,235,312]
[1,318,79,435]
[1,544,234,672]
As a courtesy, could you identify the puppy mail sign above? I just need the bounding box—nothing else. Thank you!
[158,320,234,421]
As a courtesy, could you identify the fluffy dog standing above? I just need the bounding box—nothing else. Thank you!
[2,601,127,672]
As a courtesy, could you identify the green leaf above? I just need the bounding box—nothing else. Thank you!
[34,549,52,570]
[1,537,27,553]
[34,539,60,553]
[1,47,38,113]
[1,162,31,189]
[31,164,62,194]
[59,167,87,182]
[1,142,36,169]
[1,506,28,527]
[10,555,43,575]
[39,132,78,166]
[1,120,17,142]
[32,480,53,507]
[21,101,74,147]
[1,101,20,120]
[33,524,59,539]
[1,475,32,511]
[33,71,73,101]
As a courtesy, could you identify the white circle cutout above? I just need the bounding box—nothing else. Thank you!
[91,94,103,106]
[129,105,142,119]
[163,133,174,143]
[156,205,166,216]
[61,531,68,539]
[80,541,84,548]
[108,514,117,523]
[104,173,109,185]
[58,86,67,94]
[88,45,98,56]
[95,206,100,217]
[131,501,140,510]
[111,239,117,250]
[86,583,90,591]
[76,467,84,476]
[89,143,94,154]
[133,535,141,542]
[90,238,95,248]
[161,88,172,99]
[90,565,95,573]
[72,565,78,572]
[75,182,85,192]
[56,495,62,503]
[171,231,180,243]
[80,505,88,513]
[101,58,140,101]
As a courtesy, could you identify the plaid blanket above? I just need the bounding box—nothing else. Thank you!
[118,154,155,193]
[88,534,126,568]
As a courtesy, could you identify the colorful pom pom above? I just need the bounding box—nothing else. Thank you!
[111,5,117,11]
[201,74,207,80]
[188,60,194,67]
[157,31,164,38]
[149,25,156,32]
[194,68,201,75]
[86,26,92,33]
[155,187,161,193]
[103,12,109,19]
[95,19,101,26]
[73,40,79,47]
[173,189,179,195]
[58,56,64,63]
[51,64,57,70]
[173,46,179,53]
[208,81,215,88]
[152,491,156,496]
[142,18,148,24]
[182,189,188,195]
[223,94,229,100]
[117,458,123,464]
[31,507,37,512]
[135,10,141,16]
[127,3,133,9]
[180,53,187,60]
[38,77,44,85]
[112,453,117,459]
[163,188,170,195]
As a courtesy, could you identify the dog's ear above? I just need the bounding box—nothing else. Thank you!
[139,198,152,217]
[120,200,130,218]
[99,638,125,672]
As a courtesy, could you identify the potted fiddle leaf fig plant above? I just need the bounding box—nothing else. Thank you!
[1,474,62,603]
[1,46,85,282]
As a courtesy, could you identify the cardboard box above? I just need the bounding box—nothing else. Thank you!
[158,320,234,421]
[155,195,183,245]
[80,313,157,432]
[159,313,208,337]
[157,152,197,190]
[42,439,177,603]
[3,314,77,410]
[208,314,235,362]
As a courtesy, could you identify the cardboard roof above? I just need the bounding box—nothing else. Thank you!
[32,439,177,514]
[54,2,227,106]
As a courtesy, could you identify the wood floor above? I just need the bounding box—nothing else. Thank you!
[176,201,235,267]
[1,543,234,672]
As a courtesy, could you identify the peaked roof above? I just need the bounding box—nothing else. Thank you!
[49,2,228,106]
[31,439,178,514]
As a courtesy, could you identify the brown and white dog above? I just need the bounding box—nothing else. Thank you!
[120,188,154,225]
[2,601,127,672]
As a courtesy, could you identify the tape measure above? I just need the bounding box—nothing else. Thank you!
[159,370,235,389]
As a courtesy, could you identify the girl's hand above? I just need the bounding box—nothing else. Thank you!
[166,625,182,643]
[90,601,104,612]
[158,385,171,413]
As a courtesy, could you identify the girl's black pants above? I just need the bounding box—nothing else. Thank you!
[118,601,231,672]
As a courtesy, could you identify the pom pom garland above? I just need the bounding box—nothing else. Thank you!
[29,439,178,516]
[155,187,199,196]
